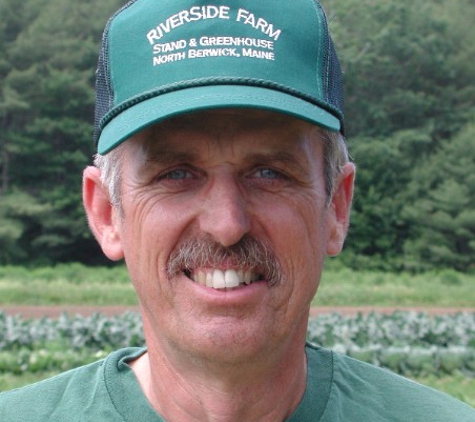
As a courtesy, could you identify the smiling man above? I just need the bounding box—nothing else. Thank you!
[84,108,351,421]
[1,0,474,421]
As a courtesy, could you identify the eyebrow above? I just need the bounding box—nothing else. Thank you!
[136,128,198,162]
[144,146,306,166]
[244,150,306,166]
[137,126,316,177]
[145,150,198,166]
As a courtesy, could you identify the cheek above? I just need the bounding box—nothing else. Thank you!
[257,194,330,279]
[119,190,206,290]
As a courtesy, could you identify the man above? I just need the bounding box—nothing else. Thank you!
[1,0,474,420]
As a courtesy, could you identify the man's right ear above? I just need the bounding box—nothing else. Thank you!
[83,166,124,261]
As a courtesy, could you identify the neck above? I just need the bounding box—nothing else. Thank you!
[131,334,308,422]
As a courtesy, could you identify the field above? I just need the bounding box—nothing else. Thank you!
[0,264,137,306]
[0,263,474,407]
[0,263,474,307]
[315,262,475,307]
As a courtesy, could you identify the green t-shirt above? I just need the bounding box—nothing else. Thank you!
[1,343,473,421]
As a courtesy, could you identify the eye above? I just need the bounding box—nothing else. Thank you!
[253,168,284,179]
[163,169,194,180]
[245,167,291,191]
[153,167,202,191]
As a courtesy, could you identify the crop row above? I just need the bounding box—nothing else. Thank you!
[1,345,474,377]
[306,311,475,348]
[0,311,144,351]
[1,311,474,376]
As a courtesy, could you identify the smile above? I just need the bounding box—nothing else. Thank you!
[187,269,261,290]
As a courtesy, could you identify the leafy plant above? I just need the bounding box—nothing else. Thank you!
[1,311,474,377]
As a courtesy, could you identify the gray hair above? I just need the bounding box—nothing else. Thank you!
[320,129,351,200]
[93,145,124,211]
[93,128,350,209]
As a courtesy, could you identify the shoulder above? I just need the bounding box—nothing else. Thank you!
[305,343,475,421]
[0,347,145,422]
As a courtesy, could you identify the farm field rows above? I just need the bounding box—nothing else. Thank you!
[0,264,474,406]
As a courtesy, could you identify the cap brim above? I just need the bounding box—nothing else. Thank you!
[98,85,340,155]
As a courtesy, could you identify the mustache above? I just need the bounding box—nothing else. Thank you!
[167,235,284,287]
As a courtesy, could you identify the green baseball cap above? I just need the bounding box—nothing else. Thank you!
[94,0,345,155]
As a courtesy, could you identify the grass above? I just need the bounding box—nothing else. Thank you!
[0,280,137,306]
[0,263,474,307]
[312,265,475,307]
[0,264,137,306]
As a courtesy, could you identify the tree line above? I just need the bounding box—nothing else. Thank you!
[0,0,474,271]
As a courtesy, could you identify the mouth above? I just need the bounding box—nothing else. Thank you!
[185,269,262,290]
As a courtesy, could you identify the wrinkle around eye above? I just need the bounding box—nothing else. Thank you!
[245,165,317,193]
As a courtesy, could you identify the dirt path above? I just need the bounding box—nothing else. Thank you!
[1,305,474,319]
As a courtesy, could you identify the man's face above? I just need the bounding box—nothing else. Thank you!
[109,109,352,362]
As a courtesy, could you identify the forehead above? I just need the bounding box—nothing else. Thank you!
[127,108,324,158]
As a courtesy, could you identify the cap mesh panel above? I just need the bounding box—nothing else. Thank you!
[93,0,138,147]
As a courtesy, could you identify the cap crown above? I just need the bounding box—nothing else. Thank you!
[94,0,344,154]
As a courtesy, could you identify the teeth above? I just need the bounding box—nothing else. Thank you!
[212,269,226,289]
[190,269,258,289]
[224,269,240,288]
[244,271,252,285]
[205,271,213,287]
[197,271,206,285]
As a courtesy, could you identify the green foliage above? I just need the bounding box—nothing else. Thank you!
[0,0,123,265]
[316,265,475,307]
[307,311,475,377]
[321,0,475,271]
[1,264,474,307]
[0,191,51,263]
[324,0,475,140]
[0,349,108,375]
[0,311,144,354]
[402,124,475,271]
[0,262,130,284]
[0,264,137,305]
[0,0,474,269]
[1,310,475,378]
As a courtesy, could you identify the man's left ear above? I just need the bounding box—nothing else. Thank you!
[326,162,355,256]
[83,166,125,261]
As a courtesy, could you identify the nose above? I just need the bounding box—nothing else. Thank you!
[198,175,251,247]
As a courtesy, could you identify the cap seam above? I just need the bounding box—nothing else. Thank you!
[320,3,332,105]
[310,0,324,100]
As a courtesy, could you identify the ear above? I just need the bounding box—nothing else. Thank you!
[326,162,355,256]
[83,166,124,261]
